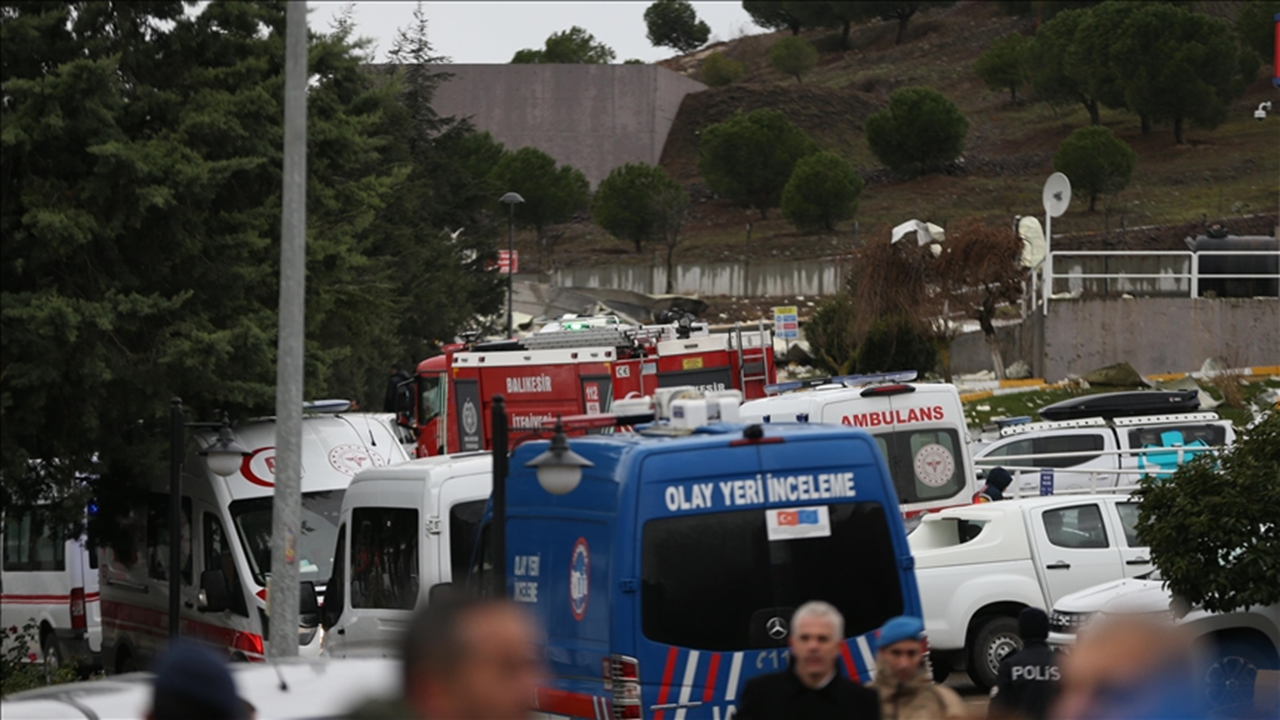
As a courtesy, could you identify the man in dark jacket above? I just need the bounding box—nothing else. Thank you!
[989,607,1061,720]
[384,364,413,413]
[737,601,881,719]
[979,466,1014,502]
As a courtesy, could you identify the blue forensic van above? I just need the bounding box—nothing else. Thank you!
[474,416,922,720]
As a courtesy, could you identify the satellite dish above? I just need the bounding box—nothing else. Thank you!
[1043,172,1072,218]
[1018,216,1046,268]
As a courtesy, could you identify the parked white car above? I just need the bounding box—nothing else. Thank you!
[0,657,400,719]
[1047,568,1280,710]
[909,494,1150,689]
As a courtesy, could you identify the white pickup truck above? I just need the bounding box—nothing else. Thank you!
[909,495,1151,689]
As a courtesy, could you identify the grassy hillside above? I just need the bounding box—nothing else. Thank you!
[523,1,1275,272]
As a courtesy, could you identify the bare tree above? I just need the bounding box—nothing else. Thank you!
[932,218,1025,380]
[655,185,690,294]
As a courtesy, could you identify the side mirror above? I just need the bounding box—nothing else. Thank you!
[299,581,320,628]
[427,582,456,605]
[198,569,230,613]
[975,468,986,481]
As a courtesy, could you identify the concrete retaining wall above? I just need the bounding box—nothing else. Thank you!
[432,65,706,187]
[551,259,847,297]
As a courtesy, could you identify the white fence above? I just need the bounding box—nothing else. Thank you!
[1044,250,1279,303]
[550,259,847,297]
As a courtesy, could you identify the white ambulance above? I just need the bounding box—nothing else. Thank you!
[320,452,491,658]
[2,508,101,672]
[738,372,979,517]
[98,410,409,672]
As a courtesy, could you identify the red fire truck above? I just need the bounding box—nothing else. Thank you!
[404,317,776,457]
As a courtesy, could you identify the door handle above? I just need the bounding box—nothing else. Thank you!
[337,628,345,635]
[1126,557,1150,565]
[1046,561,1071,570]
[184,601,195,609]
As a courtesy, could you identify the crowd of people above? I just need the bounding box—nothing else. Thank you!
[143,593,1256,720]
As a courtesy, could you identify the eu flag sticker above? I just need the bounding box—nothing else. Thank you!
[766,506,831,541]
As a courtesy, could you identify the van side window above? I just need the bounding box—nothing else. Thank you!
[3,509,65,572]
[984,439,1033,460]
[148,495,192,584]
[203,513,248,617]
[350,508,419,610]
[1043,505,1109,549]
[1035,434,1105,468]
[448,501,486,582]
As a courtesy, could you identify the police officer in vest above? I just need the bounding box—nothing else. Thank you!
[989,608,1061,720]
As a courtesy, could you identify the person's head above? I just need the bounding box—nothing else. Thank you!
[390,364,402,375]
[1019,607,1049,643]
[401,596,545,720]
[986,466,1013,491]
[788,601,844,687]
[148,641,246,720]
[875,615,926,684]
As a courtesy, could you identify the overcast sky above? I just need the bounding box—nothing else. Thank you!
[308,1,767,64]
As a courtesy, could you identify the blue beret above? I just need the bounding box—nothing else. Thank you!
[152,641,245,720]
[876,615,925,650]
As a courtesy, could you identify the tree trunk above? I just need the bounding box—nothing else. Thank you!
[1089,191,1097,212]
[790,22,801,36]
[1086,98,1100,125]
[665,242,676,294]
[841,21,852,49]
[986,330,1006,380]
[1010,86,1017,103]
[1140,113,1152,135]
[1174,115,1184,145]
[794,72,803,83]
[895,14,912,45]
[758,206,769,219]
[634,238,643,253]
[937,339,954,383]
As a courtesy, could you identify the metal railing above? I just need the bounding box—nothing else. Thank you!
[1041,249,1279,308]
[974,444,1223,498]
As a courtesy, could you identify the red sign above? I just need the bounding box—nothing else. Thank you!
[497,250,519,274]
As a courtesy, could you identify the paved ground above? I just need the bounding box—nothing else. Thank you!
[945,671,992,715]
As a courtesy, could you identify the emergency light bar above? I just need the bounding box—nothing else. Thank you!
[765,370,919,395]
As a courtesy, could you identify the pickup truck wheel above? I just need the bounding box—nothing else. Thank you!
[1204,640,1270,709]
[968,616,1022,690]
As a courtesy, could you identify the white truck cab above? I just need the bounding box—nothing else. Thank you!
[739,374,977,515]
[974,412,1235,495]
[98,411,409,672]
[320,452,492,658]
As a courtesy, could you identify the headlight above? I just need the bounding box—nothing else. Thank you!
[1049,611,1094,633]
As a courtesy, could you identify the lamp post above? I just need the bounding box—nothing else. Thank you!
[169,399,250,640]
[489,396,592,597]
[499,192,525,338]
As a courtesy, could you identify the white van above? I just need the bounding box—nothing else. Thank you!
[738,374,979,516]
[320,452,491,658]
[99,412,409,672]
[973,412,1236,496]
[2,509,101,672]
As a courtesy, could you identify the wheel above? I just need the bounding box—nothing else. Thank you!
[928,651,954,684]
[1204,640,1271,710]
[40,629,63,670]
[967,616,1022,690]
[116,649,138,674]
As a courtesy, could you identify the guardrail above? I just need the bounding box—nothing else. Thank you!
[1041,249,1280,312]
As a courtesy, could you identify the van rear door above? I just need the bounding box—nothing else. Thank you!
[633,432,915,717]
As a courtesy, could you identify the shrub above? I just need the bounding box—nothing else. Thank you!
[974,32,1031,102]
[769,36,819,83]
[700,52,745,87]
[1053,125,1137,211]
[697,109,818,217]
[781,152,864,232]
[865,86,968,176]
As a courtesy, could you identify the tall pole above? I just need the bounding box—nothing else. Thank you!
[168,398,184,641]
[491,395,508,598]
[268,0,307,659]
[506,204,515,337]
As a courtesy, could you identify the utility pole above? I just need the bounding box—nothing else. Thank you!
[268,0,307,658]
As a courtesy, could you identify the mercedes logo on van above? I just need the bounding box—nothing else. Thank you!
[766,616,789,640]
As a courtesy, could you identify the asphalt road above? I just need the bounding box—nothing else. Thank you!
[945,671,992,715]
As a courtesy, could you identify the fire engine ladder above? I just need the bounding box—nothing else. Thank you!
[519,326,632,351]
[734,320,772,391]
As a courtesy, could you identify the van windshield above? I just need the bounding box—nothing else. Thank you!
[230,491,343,586]
[641,502,903,651]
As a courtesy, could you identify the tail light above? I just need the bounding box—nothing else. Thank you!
[609,654,641,719]
[69,587,86,630]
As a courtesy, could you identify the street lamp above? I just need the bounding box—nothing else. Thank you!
[169,399,250,640]
[489,395,593,596]
[499,192,525,338]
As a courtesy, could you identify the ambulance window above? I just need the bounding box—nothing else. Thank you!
[350,508,419,610]
[3,508,65,572]
[887,429,966,503]
[641,502,902,650]
[147,495,192,585]
[448,501,486,582]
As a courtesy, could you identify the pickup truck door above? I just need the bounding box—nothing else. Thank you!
[1029,502,1126,607]
[1110,499,1153,577]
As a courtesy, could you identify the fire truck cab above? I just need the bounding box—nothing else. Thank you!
[407,317,776,458]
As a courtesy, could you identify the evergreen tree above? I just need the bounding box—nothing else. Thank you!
[865,87,968,176]
[974,33,1030,103]
[697,109,819,218]
[781,152,864,231]
[511,26,616,64]
[644,0,711,54]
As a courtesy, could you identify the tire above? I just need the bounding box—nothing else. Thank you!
[929,651,954,684]
[968,616,1022,690]
[1204,640,1271,710]
[40,629,63,670]
[116,649,138,674]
